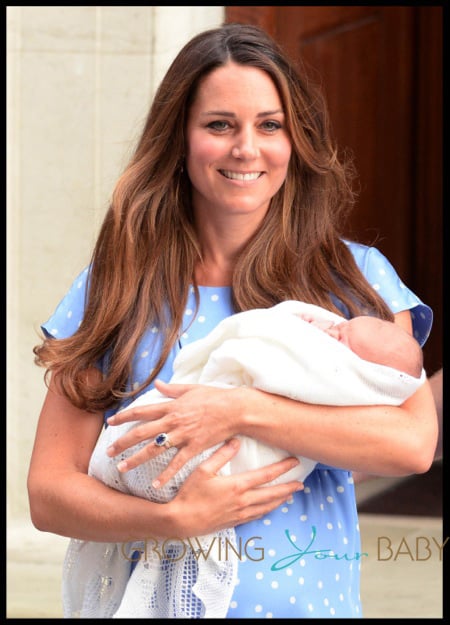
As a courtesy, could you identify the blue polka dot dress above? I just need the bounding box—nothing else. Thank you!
[42,242,432,618]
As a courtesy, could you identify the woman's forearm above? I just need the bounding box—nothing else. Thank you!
[27,374,184,542]
[28,470,183,542]
[28,396,304,542]
[236,380,438,477]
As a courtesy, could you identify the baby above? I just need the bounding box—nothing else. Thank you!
[90,301,425,498]
[300,313,423,378]
[63,301,426,619]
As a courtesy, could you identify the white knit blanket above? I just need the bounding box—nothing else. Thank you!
[62,301,425,618]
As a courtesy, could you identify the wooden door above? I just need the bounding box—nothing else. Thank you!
[225,6,442,374]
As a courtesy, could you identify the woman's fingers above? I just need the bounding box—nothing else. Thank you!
[152,440,304,492]
[187,437,240,470]
[106,422,157,458]
[174,448,304,535]
[149,439,241,487]
[113,435,239,479]
[153,379,197,398]
[237,455,303,490]
[107,381,197,427]
[114,440,161,473]
[106,401,170,426]
[197,443,303,490]
[115,434,305,497]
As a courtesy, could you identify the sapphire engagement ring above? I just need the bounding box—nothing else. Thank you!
[154,432,173,449]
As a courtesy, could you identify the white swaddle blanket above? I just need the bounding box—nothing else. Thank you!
[62,301,425,618]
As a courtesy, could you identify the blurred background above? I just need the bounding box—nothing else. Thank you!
[7,5,443,619]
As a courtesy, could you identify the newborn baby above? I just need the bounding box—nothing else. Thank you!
[63,300,425,619]
[91,300,425,500]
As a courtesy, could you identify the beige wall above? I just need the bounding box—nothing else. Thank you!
[6,6,224,616]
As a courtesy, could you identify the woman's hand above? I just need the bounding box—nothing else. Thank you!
[106,380,242,487]
[28,374,303,542]
[166,438,304,538]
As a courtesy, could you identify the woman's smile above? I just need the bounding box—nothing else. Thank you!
[218,169,264,182]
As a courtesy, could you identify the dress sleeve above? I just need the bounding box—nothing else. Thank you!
[41,267,90,339]
[347,242,433,347]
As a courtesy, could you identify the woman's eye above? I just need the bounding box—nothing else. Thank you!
[261,120,282,131]
[207,120,230,131]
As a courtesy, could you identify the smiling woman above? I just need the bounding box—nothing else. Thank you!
[28,22,436,619]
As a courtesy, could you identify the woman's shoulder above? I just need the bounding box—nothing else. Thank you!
[344,239,392,270]
[41,266,90,339]
[344,240,432,346]
[344,239,411,286]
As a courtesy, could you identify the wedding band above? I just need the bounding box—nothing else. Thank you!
[154,432,173,449]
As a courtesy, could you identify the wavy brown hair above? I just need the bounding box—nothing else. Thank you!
[34,23,394,412]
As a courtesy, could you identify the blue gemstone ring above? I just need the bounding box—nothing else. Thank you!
[154,432,173,449]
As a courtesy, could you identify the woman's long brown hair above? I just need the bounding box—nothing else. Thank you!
[34,23,394,412]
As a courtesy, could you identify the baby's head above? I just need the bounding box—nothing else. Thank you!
[323,316,423,378]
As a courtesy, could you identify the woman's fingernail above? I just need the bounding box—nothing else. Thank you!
[152,479,161,489]
[106,445,115,456]
[296,482,304,491]
[107,416,115,424]
[117,461,127,472]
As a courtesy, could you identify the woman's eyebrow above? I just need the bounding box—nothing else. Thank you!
[201,109,284,118]
[201,110,236,117]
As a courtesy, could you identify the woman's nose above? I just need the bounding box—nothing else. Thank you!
[231,130,260,160]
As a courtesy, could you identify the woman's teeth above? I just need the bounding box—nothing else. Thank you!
[221,170,261,181]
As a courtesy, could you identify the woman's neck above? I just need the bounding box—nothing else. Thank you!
[194,260,233,287]
[192,210,263,287]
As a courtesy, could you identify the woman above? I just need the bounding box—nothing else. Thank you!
[28,23,438,618]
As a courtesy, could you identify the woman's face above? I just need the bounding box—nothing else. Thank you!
[186,61,292,224]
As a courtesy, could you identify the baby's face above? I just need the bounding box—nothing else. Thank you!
[322,317,392,361]
[319,315,422,376]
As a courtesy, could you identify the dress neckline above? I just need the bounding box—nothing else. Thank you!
[194,284,231,290]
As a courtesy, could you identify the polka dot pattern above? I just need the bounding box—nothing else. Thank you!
[41,243,433,618]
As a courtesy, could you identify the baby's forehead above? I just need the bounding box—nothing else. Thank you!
[346,317,398,342]
[347,317,409,344]
[348,316,386,330]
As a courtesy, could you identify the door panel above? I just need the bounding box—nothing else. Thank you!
[278,7,415,278]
